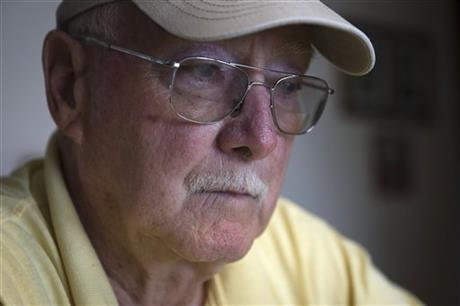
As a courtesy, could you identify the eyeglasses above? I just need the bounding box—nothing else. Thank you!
[75,35,334,135]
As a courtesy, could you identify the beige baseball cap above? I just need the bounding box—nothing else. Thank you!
[57,0,375,76]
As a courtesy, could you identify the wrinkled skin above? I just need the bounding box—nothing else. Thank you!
[44,3,311,304]
[77,23,310,263]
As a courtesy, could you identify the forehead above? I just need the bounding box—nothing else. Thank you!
[189,27,312,61]
[118,4,312,64]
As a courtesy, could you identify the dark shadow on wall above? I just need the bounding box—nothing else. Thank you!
[454,0,460,305]
[323,0,460,305]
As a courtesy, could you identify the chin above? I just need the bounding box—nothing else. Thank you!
[172,221,258,264]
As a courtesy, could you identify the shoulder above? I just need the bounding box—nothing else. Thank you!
[251,197,422,304]
[0,160,70,305]
[258,198,353,293]
[1,160,55,238]
[1,159,49,223]
[261,197,349,265]
[266,197,339,239]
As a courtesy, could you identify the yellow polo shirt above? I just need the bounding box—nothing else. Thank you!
[1,135,421,305]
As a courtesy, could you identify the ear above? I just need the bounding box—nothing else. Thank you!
[42,30,87,145]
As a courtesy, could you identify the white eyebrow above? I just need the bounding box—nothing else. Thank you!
[274,40,314,59]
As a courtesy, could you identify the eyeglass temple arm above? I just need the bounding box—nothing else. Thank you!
[72,35,179,68]
[300,80,335,95]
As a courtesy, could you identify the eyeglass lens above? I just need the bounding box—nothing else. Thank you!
[170,58,329,134]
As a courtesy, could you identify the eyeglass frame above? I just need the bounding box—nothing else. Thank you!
[72,35,335,135]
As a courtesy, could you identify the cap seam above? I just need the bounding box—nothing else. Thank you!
[200,0,264,10]
[167,0,286,21]
[186,2,263,15]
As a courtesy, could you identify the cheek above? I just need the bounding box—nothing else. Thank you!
[256,137,294,231]
[82,79,221,213]
[126,122,224,212]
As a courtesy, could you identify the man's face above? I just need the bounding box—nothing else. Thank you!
[76,6,311,264]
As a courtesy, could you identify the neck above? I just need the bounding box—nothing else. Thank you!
[107,260,210,306]
[89,221,218,306]
[83,221,217,306]
[95,234,218,306]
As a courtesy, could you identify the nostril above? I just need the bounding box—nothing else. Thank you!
[234,146,252,158]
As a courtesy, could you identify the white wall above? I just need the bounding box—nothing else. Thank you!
[2,1,57,173]
[1,1,458,304]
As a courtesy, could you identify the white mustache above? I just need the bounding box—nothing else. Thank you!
[185,169,268,200]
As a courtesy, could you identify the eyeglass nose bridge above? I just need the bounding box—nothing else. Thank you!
[230,81,274,118]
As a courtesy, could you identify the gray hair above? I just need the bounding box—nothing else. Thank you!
[63,2,122,43]
[185,169,268,202]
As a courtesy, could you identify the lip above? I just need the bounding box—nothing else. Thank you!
[197,190,257,200]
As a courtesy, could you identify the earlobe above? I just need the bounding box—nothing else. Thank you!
[42,30,86,145]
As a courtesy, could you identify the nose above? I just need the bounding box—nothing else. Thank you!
[217,83,278,160]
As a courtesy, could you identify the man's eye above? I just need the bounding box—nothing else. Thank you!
[192,64,220,80]
[278,80,301,95]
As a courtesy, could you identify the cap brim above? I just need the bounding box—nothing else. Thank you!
[134,0,375,76]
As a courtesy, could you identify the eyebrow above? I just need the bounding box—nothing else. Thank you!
[274,40,314,59]
[182,38,312,55]
[231,39,315,67]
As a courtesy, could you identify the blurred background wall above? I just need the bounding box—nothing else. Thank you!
[1,1,458,305]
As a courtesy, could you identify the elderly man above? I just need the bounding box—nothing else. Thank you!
[1,0,421,305]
